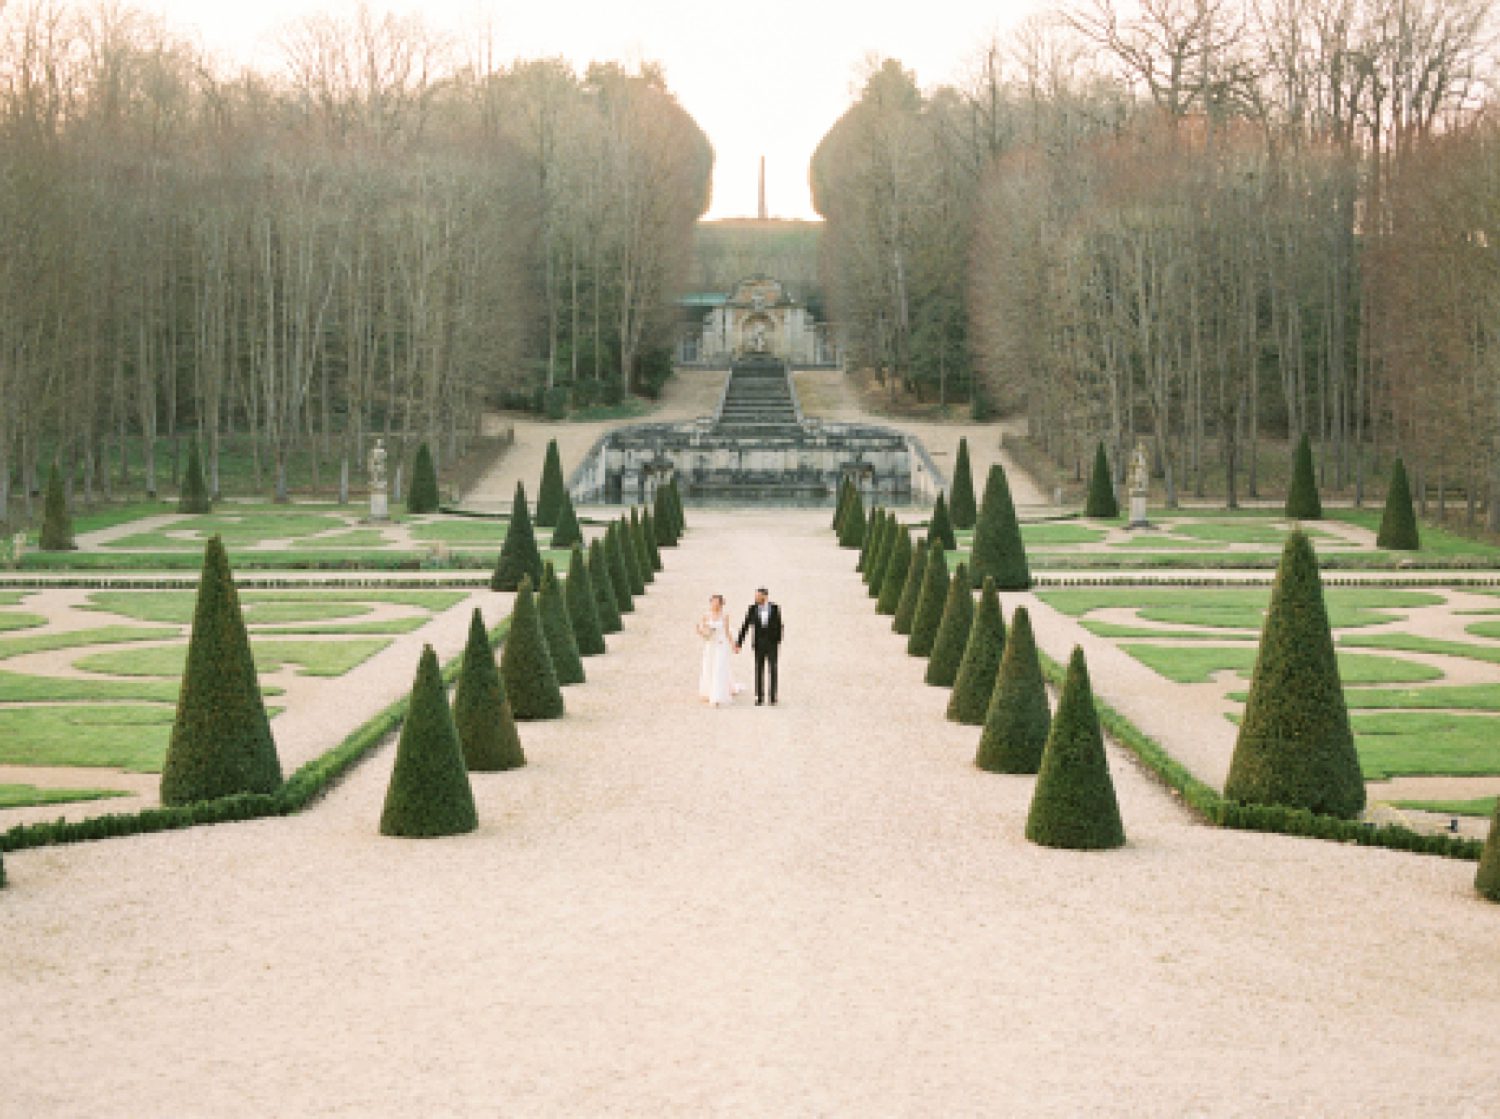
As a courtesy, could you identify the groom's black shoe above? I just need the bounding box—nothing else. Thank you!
[755,697,764,706]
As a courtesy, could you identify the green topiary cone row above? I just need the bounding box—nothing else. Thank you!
[948,577,1005,723]
[492,481,543,591]
[1024,646,1125,851]
[453,608,525,772]
[925,561,973,686]
[971,463,1030,590]
[1084,442,1119,519]
[408,442,440,514]
[975,605,1048,773]
[380,644,478,837]
[949,437,977,530]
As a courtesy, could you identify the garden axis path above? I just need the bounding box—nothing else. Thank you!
[2,509,1497,1115]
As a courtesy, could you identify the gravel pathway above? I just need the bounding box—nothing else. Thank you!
[3,509,1498,1114]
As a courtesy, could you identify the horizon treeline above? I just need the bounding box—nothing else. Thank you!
[813,0,1499,515]
[0,2,711,516]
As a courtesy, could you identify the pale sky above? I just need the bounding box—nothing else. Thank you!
[145,0,1051,220]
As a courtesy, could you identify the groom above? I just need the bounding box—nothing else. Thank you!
[735,587,784,706]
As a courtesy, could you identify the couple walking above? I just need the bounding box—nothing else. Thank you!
[697,588,783,708]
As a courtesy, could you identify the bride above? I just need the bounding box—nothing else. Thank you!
[697,594,739,707]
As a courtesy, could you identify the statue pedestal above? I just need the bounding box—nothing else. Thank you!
[370,488,389,523]
[1128,494,1150,528]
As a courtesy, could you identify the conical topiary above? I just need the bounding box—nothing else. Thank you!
[1223,531,1364,818]
[379,645,478,837]
[618,516,646,596]
[930,492,957,551]
[565,543,606,655]
[491,481,543,591]
[551,489,583,549]
[971,463,1031,590]
[832,477,852,531]
[537,438,565,527]
[160,536,283,805]
[589,538,622,634]
[892,534,928,635]
[1025,647,1125,851]
[950,437,977,530]
[976,606,1049,773]
[538,561,585,685]
[605,522,635,613]
[642,508,664,572]
[178,440,212,514]
[857,506,880,573]
[500,577,564,720]
[39,464,74,551]
[668,478,687,535]
[948,577,1005,724]
[629,508,654,585]
[876,526,912,616]
[907,538,950,657]
[1084,442,1119,519]
[925,561,974,686]
[1285,433,1323,520]
[839,487,866,549]
[408,442,440,514]
[654,485,678,547]
[453,608,525,772]
[1377,457,1419,551]
[1476,802,1500,902]
[867,512,894,598]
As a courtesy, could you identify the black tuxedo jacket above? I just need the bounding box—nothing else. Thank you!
[737,602,783,652]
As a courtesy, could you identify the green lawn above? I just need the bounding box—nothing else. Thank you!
[77,638,391,679]
[0,626,181,661]
[1328,509,1500,558]
[1121,644,1443,686]
[409,519,510,544]
[1353,713,1500,779]
[1463,620,1500,641]
[1220,682,1500,712]
[84,589,467,627]
[1170,521,1336,546]
[1081,621,1256,640]
[0,670,185,703]
[1391,797,1497,818]
[0,592,30,605]
[105,509,350,550]
[0,706,175,771]
[0,784,131,810]
[1340,633,1500,666]
[0,612,48,634]
[1040,588,1443,631]
[1018,524,1108,546]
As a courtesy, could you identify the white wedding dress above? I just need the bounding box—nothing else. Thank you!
[698,615,737,707]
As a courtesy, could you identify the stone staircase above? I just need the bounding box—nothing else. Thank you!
[714,358,803,435]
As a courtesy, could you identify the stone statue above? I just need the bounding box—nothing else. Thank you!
[752,323,768,353]
[369,439,388,489]
[368,438,389,522]
[1127,440,1151,528]
[1128,440,1150,497]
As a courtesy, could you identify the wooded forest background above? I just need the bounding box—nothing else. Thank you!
[0,2,712,517]
[812,0,1500,516]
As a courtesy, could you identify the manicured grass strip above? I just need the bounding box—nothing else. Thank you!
[1391,797,1496,818]
[0,785,131,810]
[1328,509,1500,557]
[0,626,180,661]
[1340,633,1500,666]
[77,639,391,679]
[1246,684,1500,712]
[1120,644,1443,686]
[1464,620,1500,641]
[1352,713,1500,780]
[409,519,511,544]
[0,670,185,703]
[103,511,349,549]
[1081,621,1256,641]
[1040,587,1442,630]
[1019,524,1107,546]
[1034,651,1482,861]
[256,617,432,636]
[0,612,47,634]
[0,617,512,854]
[87,592,372,625]
[0,593,26,605]
[1170,521,1337,546]
[21,550,450,571]
[0,706,176,771]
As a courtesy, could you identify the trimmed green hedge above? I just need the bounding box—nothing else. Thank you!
[408,444,440,515]
[537,439,566,528]
[949,438,977,530]
[1084,442,1119,519]
[0,615,513,856]
[1033,652,1483,862]
[1377,458,1419,551]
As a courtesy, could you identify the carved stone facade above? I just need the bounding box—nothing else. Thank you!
[677,276,840,367]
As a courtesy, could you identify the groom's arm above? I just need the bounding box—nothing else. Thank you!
[736,607,752,648]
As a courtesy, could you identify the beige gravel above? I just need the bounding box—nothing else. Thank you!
[3,509,1499,1116]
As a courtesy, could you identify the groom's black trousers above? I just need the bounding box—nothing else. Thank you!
[753,645,779,703]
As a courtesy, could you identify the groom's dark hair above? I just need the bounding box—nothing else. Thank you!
[757,587,768,595]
